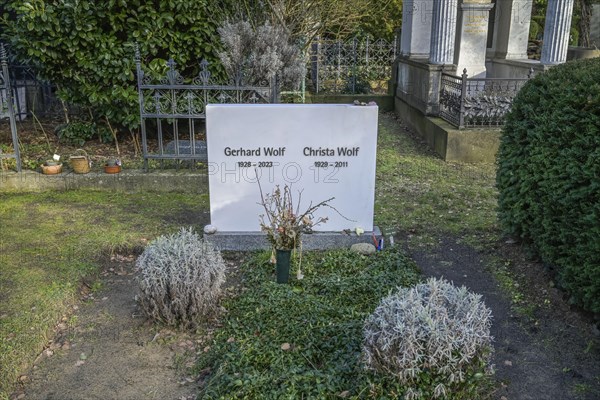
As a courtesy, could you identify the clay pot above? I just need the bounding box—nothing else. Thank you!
[42,162,63,175]
[104,164,121,174]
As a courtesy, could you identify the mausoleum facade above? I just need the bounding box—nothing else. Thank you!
[394,0,577,161]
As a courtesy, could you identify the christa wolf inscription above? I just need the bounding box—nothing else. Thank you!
[206,104,378,232]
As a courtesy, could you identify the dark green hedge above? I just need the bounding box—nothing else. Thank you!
[1,1,233,131]
[497,58,600,313]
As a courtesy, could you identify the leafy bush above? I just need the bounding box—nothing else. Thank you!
[362,278,494,399]
[1,1,233,131]
[497,58,600,313]
[136,227,226,328]
[55,121,112,146]
[344,69,375,94]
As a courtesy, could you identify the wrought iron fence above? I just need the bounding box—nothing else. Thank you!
[7,65,82,121]
[0,44,80,122]
[136,48,274,169]
[439,69,533,128]
[0,44,21,172]
[309,36,397,94]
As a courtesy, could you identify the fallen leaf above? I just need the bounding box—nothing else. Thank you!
[339,391,350,398]
[227,337,235,343]
[281,343,291,351]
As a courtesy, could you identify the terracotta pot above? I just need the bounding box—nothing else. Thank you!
[104,165,121,174]
[41,163,62,175]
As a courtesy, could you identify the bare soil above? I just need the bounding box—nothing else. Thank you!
[11,255,201,400]
[400,233,600,400]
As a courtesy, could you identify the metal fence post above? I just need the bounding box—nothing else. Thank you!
[271,74,281,104]
[1,43,21,172]
[311,37,320,94]
[459,68,468,129]
[336,40,341,93]
[134,44,149,171]
[352,37,357,94]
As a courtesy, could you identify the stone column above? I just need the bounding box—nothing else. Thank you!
[429,0,459,64]
[540,0,575,64]
[455,0,495,77]
[399,0,434,58]
[493,0,534,60]
[592,4,600,48]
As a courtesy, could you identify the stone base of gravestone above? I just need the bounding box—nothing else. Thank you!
[204,226,383,251]
[164,140,208,161]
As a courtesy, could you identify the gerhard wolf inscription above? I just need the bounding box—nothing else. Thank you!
[206,104,378,232]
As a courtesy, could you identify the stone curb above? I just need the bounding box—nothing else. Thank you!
[0,170,209,193]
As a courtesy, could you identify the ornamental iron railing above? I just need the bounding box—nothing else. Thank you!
[135,46,274,169]
[0,44,81,122]
[309,36,397,94]
[0,44,21,172]
[439,68,533,128]
[6,64,82,121]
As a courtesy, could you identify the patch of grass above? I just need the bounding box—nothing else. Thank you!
[375,114,498,241]
[488,259,539,320]
[0,190,208,396]
[573,382,591,396]
[197,248,491,398]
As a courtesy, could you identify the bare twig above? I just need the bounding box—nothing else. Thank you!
[30,110,52,152]
[104,116,120,156]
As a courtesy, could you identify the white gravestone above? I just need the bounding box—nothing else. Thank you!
[206,104,378,233]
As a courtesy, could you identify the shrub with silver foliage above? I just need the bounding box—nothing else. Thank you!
[217,20,305,89]
[136,227,226,328]
[363,278,493,399]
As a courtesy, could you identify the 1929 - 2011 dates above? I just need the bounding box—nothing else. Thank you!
[314,161,348,168]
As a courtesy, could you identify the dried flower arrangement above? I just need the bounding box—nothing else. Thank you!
[258,184,332,251]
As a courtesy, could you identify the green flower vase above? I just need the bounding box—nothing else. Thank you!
[276,249,291,284]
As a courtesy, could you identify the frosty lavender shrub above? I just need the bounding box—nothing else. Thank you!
[217,20,305,89]
[136,227,226,328]
[362,278,493,399]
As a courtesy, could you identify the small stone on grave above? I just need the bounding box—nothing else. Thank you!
[350,243,376,255]
[203,225,217,235]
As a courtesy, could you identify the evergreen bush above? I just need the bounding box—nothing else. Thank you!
[1,1,232,131]
[497,58,600,312]
[362,278,493,399]
[136,227,226,328]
